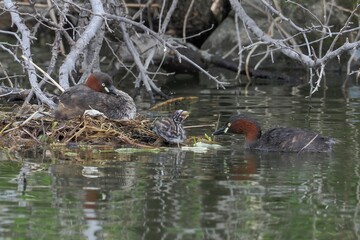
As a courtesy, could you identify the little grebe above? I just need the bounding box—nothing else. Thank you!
[213,114,336,152]
[54,72,136,120]
[153,110,189,145]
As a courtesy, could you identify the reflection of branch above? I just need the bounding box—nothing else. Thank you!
[3,0,55,108]
[311,65,325,94]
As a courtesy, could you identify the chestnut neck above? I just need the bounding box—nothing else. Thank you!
[85,74,103,92]
[229,117,262,143]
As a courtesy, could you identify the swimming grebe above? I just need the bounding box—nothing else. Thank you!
[212,114,336,152]
[153,110,189,145]
[54,72,136,120]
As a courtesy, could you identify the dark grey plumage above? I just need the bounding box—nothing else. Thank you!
[54,72,136,120]
[213,114,336,152]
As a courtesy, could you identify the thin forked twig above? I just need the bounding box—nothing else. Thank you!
[21,55,64,93]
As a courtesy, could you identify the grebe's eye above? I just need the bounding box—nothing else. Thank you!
[224,122,231,133]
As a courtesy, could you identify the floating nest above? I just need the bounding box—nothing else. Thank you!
[0,109,160,151]
[0,97,216,152]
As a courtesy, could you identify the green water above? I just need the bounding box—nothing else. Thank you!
[0,75,359,240]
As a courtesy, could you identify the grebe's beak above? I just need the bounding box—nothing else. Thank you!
[105,85,118,96]
[180,111,190,120]
[212,123,230,136]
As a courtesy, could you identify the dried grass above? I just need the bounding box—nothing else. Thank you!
[0,111,159,151]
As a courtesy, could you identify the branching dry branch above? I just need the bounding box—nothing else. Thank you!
[102,12,228,87]
[230,0,360,95]
[3,0,56,108]
[58,0,105,89]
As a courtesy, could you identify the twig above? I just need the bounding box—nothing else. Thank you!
[21,128,42,144]
[0,122,12,135]
[4,0,55,108]
[103,13,227,88]
[234,14,242,82]
[66,124,87,143]
[159,0,178,34]
[182,0,195,41]
[58,0,105,89]
[21,55,64,92]
[245,44,258,88]
[0,91,15,97]
[120,21,156,102]
[230,0,360,68]
[286,0,325,27]
[298,134,318,153]
[0,62,13,87]
[311,64,325,94]
[183,124,215,129]
[325,4,360,55]
[149,96,199,110]
[20,111,40,126]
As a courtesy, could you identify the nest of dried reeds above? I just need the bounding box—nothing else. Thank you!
[0,110,159,151]
[0,97,217,152]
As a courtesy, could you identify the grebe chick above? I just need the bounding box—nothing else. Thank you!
[153,110,189,145]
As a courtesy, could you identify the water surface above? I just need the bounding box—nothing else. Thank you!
[0,74,360,240]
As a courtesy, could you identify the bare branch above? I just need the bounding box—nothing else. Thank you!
[230,0,360,68]
[103,13,227,88]
[21,55,64,92]
[325,4,360,55]
[159,0,178,34]
[182,0,195,41]
[120,22,162,102]
[58,0,105,89]
[3,0,55,108]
